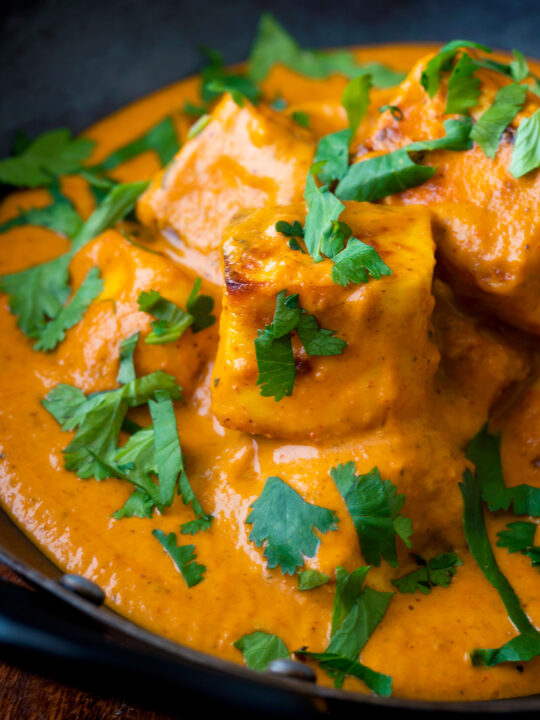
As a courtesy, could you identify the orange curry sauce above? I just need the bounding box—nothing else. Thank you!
[1,43,540,702]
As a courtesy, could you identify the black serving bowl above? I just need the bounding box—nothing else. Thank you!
[1,0,540,716]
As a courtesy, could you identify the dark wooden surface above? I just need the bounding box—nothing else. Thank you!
[0,565,177,720]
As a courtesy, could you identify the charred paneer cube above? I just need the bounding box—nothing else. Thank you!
[350,52,540,334]
[211,202,438,441]
[137,94,316,286]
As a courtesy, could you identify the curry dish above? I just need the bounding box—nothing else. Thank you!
[1,15,540,702]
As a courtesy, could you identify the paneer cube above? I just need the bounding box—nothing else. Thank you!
[211,202,438,440]
[353,53,540,334]
[137,95,316,286]
[58,230,218,395]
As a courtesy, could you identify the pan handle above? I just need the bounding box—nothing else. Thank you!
[0,578,324,718]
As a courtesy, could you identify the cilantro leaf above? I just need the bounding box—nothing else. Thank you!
[313,130,351,185]
[0,128,95,188]
[246,476,338,575]
[445,53,481,114]
[342,75,372,138]
[33,267,103,351]
[297,565,393,695]
[1,181,148,344]
[275,220,304,239]
[471,83,527,159]
[187,114,210,139]
[298,569,330,591]
[420,41,492,98]
[0,185,83,237]
[509,108,540,178]
[138,290,193,344]
[43,371,181,480]
[296,313,347,356]
[186,277,216,333]
[148,390,185,507]
[378,105,403,121]
[254,326,296,401]
[117,332,139,385]
[303,172,346,261]
[254,291,347,401]
[198,46,260,107]
[291,111,310,128]
[331,237,391,287]
[497,521,540,571]
[460,467,540,666]
[331,462,412,567]
[234,631,289,670]
[466,425,540,517]
[248,13,404,89]
[152,529,206,587]
[297,651,392,696]
[336,117,473,202]
[113,489,155,520]
[180,516,213,535]
[91,117,179,172]
[392,552,463,594]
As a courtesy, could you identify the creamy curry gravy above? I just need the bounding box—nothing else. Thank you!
[1,43,540,702]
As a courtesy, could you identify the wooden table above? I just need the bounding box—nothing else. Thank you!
[0,564,178,720]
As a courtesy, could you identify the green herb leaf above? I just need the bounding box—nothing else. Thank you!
[342,75,372,138]
[336,117,473,202]
[460,467,540,666]
[113,489,155,520]
[331,462,412,567]
[275,220,304,238]
[303,172,346,261]
[313,130,351,185]
[378,105,403,121]
[199,46,260,107]
[246,476,338,575]
[420,40,491,98]
[497,521,540,571]
[186,277,216,333]
[43,371,181,480]
[187,114,211,139]
[117,332,139,385]
[445,53,481,114]
[0,185,83,237]
[254,291,347,401]
[291,111,310,128]
[180,516,213,535]
[331,237,391,287]
[0,128,95,188]
[298,569,330,591]
[509,108,540,177]
[297,651,392,696]
[392,552,463,594]
[466,425,540,516]
[234,631,289,670]
[152,529,206,587]
[471,83,527,158]
[138,290,194,344]
[33,267,103,351]
[248,13,405,88]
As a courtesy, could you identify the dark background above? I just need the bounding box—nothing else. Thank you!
[1,0,539,156]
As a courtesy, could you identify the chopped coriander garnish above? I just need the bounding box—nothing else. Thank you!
[342,75,372,138]
[0,128,95,188]
[275,219,304,239]
[392,552,462,594]
[466,425,540,517]
[331,462,412,567]
[460,467,540,666]
[234,631,289,670]
[248,13,405,89]
[445,52,482,114]
[246,476,338,575]
[336,117,473,202]
[113,488,155,520]
[297,566,393,695]
[152,529,206,587]
[298,569,330,591]
[420,40,491,99]
[303,172,346,260]
[509,108,540,178]
[198,45,260,108]
[497,521,540,571]
[0,183,83,237]
[331,237,391,287]
[33,267,103,351]
[1,181,148,347]
[471,83,527,159]
[117,332,139,385]
[312,130,351,185]
[291,111,310,128]
[138,280,215,344]
[254,291,347,401]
